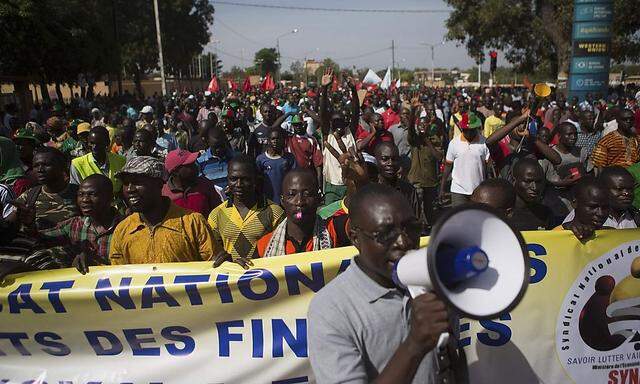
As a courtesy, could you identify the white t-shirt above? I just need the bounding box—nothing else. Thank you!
[323,132,356,186]
[445,135,490,195]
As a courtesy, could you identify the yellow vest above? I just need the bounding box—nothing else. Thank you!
[71,152,126,192]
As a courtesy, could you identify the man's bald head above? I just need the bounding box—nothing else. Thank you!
[513,157,543,181]
[282,168,319,192]
[350,183,410,228]
[81,174,113,196]
[471,178,516,217]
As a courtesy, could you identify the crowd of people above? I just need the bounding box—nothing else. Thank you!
[1,70,640,381]
[1,72,639,273]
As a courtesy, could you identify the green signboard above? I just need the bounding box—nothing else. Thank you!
[568,0,612,100]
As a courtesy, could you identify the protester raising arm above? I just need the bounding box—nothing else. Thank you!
[319,68,333,138]
[407,96,443,160]
[346,75,360,137]
[486,108,562,165]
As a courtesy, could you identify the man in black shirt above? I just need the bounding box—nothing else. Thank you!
[374,142,421,226]
[510,158,554,231]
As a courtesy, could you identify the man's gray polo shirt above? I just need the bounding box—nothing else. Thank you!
[308,258,436,383]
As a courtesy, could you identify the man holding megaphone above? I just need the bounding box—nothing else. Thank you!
[308,183,465,383]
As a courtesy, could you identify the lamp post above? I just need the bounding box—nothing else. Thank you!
[420,41,445,85]
[276,28,299,82]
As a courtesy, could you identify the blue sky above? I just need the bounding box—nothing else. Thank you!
[206,0,509,73]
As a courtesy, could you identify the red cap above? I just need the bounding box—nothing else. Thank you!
[165,149,199,174]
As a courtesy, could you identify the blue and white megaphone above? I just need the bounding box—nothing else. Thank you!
[392,205,530,345]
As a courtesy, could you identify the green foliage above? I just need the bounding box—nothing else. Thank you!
[0,0,214,95]
[254,48,279,76]
[444,0,640,79]
[0,0,117,83]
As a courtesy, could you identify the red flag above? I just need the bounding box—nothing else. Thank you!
[227,79,237,91]
[267,73,276,91]
[261,73,275,91]
[207,76,219,93]
[242,77,251,92]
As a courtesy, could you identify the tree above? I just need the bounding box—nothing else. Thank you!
[224,66,246,81]
[444,0,640,81]
[116,0,215,96]
[0,0,118,103]
[254,48,279,76]
[290,60,304,82]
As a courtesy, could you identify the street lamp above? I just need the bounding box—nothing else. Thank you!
[276,28,299,82]
[420,41,445,84]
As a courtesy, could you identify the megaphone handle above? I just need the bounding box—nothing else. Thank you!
[408,286,450,350]
[437,332,450,351]
[407,286,427,298]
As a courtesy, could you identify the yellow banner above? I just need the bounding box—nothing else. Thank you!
[0,230,638,383]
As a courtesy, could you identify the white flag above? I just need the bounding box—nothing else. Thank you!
[395,78,401,89]
[380,67,392,90]
[362,69,382,85]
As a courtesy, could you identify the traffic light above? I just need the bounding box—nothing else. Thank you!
[490,51,497,73]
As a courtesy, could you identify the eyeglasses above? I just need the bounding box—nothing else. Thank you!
[355,221,422,247]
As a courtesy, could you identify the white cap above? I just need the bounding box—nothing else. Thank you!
[204,91,212,96]
[141,105,154,114]
[188,95,195,100]
[91,107,100,114]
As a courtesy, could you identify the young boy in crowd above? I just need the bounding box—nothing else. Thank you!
[256,127,296,205]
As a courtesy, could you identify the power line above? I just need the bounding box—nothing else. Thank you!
[215,47,253,63]
[335,47,391,61]
[215,19,266,47]
[213,1,450,14]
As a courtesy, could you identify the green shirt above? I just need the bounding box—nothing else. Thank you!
[626,162,640,210]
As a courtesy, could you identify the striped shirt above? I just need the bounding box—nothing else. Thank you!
[592,131,640,168]
[207,199,284,260]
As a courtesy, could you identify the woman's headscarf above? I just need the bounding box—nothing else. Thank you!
[0,136,25,184]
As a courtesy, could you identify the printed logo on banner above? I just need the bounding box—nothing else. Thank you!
[556,241,640,384]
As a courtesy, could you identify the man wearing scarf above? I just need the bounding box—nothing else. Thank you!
[257,168,348,257]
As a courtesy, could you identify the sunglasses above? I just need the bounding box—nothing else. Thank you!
[355,220,422,247]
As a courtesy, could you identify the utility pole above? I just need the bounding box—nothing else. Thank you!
[276,38,281,82]
[431,45,435,84]
[153,0,166,96]
[209,53,213,78]
[391,40,396,81]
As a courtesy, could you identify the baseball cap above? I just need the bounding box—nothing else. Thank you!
[77,122,91,135]
[141,105,154,114]
[91,107,101,114]
[164,149,199,174]
[459,112,482,130]
[116,156,167,180]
